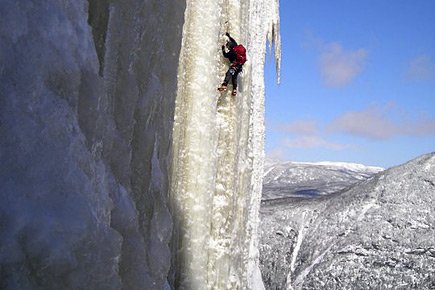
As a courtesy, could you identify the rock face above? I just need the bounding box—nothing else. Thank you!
[259,153,435,290]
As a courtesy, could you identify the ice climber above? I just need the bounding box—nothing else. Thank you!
[218,32,247,96]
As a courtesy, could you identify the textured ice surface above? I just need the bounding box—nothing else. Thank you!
[259,153,435,290]
[169,0,280,289]
[0,0,280,289]
[1,1,184,289]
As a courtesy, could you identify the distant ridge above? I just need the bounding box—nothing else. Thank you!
[262,159,384,200]
[265,158,384,173]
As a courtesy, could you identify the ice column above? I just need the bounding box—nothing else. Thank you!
[170,0,280,289]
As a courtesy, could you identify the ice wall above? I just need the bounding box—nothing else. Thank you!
[0,0,280,289]
[170,0,280,289]
[1,1,185,289]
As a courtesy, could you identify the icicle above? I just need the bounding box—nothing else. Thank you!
[266,0,281,84]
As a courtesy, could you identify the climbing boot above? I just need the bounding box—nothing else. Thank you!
[218,85,227,92]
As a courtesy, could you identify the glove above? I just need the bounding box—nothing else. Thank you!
[226,32,230,37]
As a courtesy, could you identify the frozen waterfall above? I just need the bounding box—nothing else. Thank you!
[0,0,280,289]
[170,0,280,289]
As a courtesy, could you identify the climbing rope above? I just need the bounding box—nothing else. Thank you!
[224,0,230,32]
[218,0,230,38]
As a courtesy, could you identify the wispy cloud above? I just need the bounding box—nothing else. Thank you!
[275,120,318,135]
[406,54,435,81]
[401,116,435,136]
[283,136,354,150]
[267,147,286,160]
[270,118,357,152]
[319,42,367,87]
[302,32,368,87]
[328,105,435,139]
[267,104,435,161]
[328,105,396,139]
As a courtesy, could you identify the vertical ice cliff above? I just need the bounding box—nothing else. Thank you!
[0,0,279,289]
[170,0,280,289]
[1,1,185,289]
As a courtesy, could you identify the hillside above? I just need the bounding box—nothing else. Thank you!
[260,153,435,289]
[263,160,383,200]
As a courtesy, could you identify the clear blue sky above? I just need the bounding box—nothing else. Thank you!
[264,0,435,168]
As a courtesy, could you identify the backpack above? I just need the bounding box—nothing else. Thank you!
[233,44,247,66]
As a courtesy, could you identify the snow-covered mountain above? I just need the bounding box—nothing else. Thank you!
[263,159,383,200]
[259,153,435,289]
[0,1,280,290]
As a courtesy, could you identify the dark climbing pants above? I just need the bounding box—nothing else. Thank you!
[222,67,240,90]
